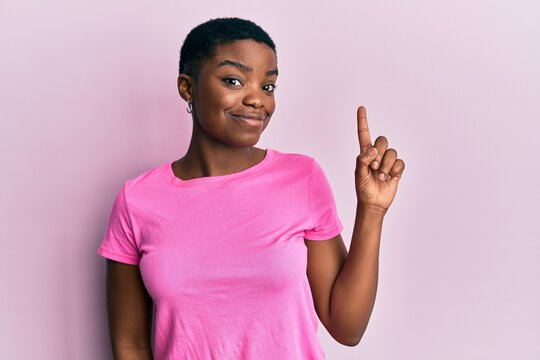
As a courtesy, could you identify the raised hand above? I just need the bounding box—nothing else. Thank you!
[355,106,405,213]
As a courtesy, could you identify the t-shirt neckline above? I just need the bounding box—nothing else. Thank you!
[161,148,276,188]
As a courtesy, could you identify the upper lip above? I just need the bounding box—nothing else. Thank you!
[231,112,267,121]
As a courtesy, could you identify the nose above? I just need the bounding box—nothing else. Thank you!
[242,84,264,109]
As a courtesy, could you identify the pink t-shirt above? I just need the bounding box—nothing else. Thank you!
[97,148,343,359]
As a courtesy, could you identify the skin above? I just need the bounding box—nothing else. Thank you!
[105,39,405,358]
[174,39,278,179]
[105,260,153,359]
[305,106,405,346]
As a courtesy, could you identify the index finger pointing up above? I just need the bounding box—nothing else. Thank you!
[357,105,372,153]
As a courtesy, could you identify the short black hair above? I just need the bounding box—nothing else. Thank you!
[179,17,276,79]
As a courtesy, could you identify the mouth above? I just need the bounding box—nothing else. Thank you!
[229,113,267,127]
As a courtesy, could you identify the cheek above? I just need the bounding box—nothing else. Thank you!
[266,96,276,113]
[207,90,238,112]
[220,94,239,109]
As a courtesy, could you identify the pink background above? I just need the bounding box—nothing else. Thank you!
[2,1,539,359]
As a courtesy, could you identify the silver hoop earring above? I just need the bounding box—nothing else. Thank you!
[186,100,193,113]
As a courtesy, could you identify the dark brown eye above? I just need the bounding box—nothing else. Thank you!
[263,84,276,92]
[223,78,242,86]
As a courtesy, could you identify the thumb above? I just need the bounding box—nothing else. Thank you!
[356,147,378,177]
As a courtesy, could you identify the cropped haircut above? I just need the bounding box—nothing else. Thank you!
[179,17,276,79]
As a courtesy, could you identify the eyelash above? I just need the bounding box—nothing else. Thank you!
[222,78,277,93]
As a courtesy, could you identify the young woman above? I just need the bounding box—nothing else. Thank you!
[98,17,405,360]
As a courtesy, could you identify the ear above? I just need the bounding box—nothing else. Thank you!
[177,74,194,102]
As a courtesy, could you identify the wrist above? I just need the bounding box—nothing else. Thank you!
[356,203,387,218]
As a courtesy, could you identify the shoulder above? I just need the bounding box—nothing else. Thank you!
[121,162,169,200]
[270,148,317,171]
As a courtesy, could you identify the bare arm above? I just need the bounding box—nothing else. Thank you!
[106,259,154,360]
[305,106,405,346]
[328,206,384,345]
[330,105,404,344]
[305,208,385,347]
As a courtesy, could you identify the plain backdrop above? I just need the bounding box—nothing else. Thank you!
[1,1,539,359]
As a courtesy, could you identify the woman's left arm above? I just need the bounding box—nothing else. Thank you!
[305,106,405,346]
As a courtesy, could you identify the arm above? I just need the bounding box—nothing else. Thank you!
[305,105,405,346]
[106,259,154,360]
[330,206,385,345]
[305,207,383,347]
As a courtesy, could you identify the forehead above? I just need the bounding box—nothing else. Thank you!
[206,39,278,72]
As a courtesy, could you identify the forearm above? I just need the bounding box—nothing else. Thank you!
[329,203,385,346]
[111,331,153,360]
[113,346,153,360]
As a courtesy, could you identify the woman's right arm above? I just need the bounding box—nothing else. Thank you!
[106,259,154,360]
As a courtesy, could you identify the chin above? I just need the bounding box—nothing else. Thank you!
[227,135,262,148]
[238,138,261,148]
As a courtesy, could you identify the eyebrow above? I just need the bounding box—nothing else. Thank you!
[217,59,278,76]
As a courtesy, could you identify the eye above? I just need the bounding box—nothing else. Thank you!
[223,78,242,86]
[263,83,277,92]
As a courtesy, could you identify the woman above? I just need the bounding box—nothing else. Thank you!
[98,17,405,359]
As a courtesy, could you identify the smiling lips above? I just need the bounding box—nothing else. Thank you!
[230,112,266,127]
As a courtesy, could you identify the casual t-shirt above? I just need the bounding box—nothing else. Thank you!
[97,148,344,359]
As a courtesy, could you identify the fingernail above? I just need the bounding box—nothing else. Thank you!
[379,172,386,180]
[371,161,379,169]
[387,175,392,181]
[368,148,376,156]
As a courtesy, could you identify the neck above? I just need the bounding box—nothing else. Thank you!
[174,137,265,181]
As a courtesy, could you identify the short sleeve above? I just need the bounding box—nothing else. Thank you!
[97,184,141,265]
[304,159,344,240]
